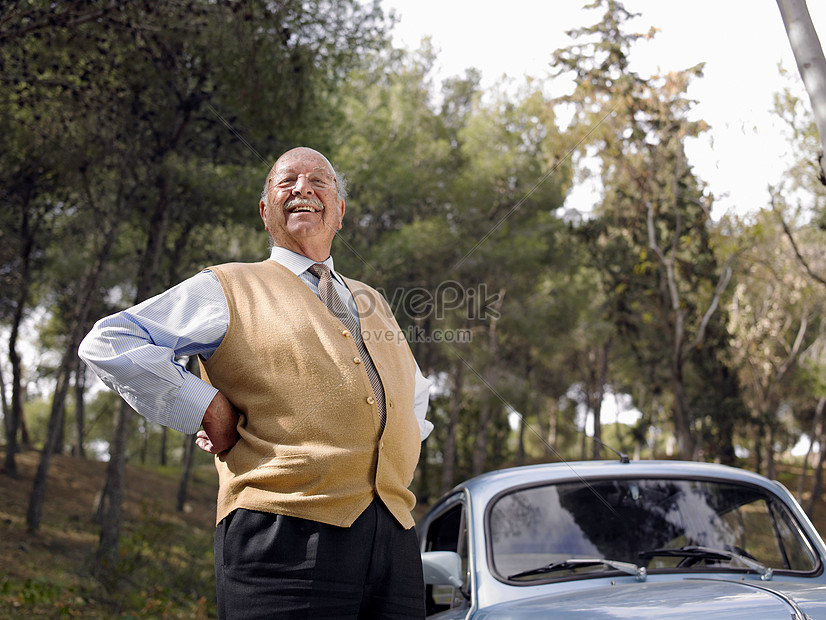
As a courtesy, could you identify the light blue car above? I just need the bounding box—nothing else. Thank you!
[419,460,826,619]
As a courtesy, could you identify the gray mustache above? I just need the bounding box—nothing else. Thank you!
[284,198,324,211]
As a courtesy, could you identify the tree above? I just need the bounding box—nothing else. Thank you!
[729,207,825,475]
[331,44,468,491]
[777,0,826,184]
[1,0,394,567]
[26,209,119,531]
[0,110,64,476]
[552,0,743,460]
[331,41,581,485]
[772,79,826,284]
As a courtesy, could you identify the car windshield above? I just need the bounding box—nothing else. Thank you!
[488,477,819,583]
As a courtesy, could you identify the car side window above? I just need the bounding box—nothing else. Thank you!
[424,499,469,616]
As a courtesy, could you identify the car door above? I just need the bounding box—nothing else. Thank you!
[422,494,472,618]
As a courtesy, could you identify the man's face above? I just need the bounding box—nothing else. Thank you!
[259,148,345,258]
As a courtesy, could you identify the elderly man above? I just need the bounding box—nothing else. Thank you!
[79,147,432,619]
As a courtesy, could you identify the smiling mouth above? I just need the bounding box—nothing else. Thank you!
[284,199,324,214]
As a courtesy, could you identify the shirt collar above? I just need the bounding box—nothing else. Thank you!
[268,246,343,285]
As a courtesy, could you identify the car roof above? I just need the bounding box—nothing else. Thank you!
[451,460,779,497]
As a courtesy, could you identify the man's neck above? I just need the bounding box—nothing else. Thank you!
[271,239,331,263]
[269,245,332,269]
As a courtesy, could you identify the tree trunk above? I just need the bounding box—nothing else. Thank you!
[587,351,601,460]
[159,426,168,467]
[4,199,39,477]
[515,412,526,466]
[26,361,70,530]
[27,345,85,529]
[797,398,825,500]
[95,171,172,570]
[471,290,505,477]
[473,397,494,476]
[94,399,132,574]
[19,407,30,447]
[777,0,826,183]
[137,418,148,465]
[441,358,464,494]
[807,448,825,517]
[176,433,196,512]
[797,432,815,501]
[26,213,118,531]
[73,360,87,459]
[590,339,611,460]
[4,320,26,477]
[715,365,739,466]
[0,360,10,448]
[807,411,826,516]
[546,399,558,458]
[671,372,695,459]
[754,425,764,475]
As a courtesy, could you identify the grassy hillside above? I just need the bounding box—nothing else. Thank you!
[1,450,218,618]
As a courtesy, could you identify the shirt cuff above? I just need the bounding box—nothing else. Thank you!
[419,418,434,441]
[168,372,219,435]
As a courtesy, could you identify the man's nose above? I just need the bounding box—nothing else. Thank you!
[292,175,314,195]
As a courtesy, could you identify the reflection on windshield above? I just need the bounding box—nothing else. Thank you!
[488,478,818,581]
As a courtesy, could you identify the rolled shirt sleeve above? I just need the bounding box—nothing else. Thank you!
[78,271,227,435]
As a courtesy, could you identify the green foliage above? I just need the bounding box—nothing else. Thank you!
[105,501,215,614]
[1,0,394,317]
[4,0,826,518]
[0,576,82,615]
[728,203,826,468]
[554,0,745,460]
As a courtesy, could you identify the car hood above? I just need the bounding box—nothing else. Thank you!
[473,578,826,619]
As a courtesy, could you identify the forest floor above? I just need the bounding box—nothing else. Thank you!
[2,449,826,618]
[0,449,219,618]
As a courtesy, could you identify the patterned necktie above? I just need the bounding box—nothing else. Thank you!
[308,263,386,429]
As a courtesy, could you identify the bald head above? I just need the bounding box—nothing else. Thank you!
[277,147,332,171]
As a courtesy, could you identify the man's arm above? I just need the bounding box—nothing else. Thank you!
[79,271,235,449]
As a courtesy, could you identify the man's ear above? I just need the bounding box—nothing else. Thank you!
[259,199,268,230]
[337,198,345,230]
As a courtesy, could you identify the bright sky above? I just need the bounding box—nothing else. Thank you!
[382,0,826,220]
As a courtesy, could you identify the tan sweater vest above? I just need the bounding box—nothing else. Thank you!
[201,260,421,529]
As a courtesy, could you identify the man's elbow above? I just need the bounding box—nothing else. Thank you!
[77,316,113,365]
[77,327,96,364]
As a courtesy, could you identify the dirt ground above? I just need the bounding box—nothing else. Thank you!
[0,449,218,617]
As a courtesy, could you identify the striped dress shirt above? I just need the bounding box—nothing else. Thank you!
[78,246,432,439]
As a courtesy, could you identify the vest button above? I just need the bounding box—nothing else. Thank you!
[353,357,361,365]
[342,330,350,337]
[366,396,375,405]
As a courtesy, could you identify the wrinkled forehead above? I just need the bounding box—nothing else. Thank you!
[271,150,335,180]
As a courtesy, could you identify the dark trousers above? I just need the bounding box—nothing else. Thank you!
[214,499,425,619]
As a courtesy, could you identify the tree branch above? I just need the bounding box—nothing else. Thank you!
[772,195,826,288]
[686,258,734,354]
[0,1,126,43]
